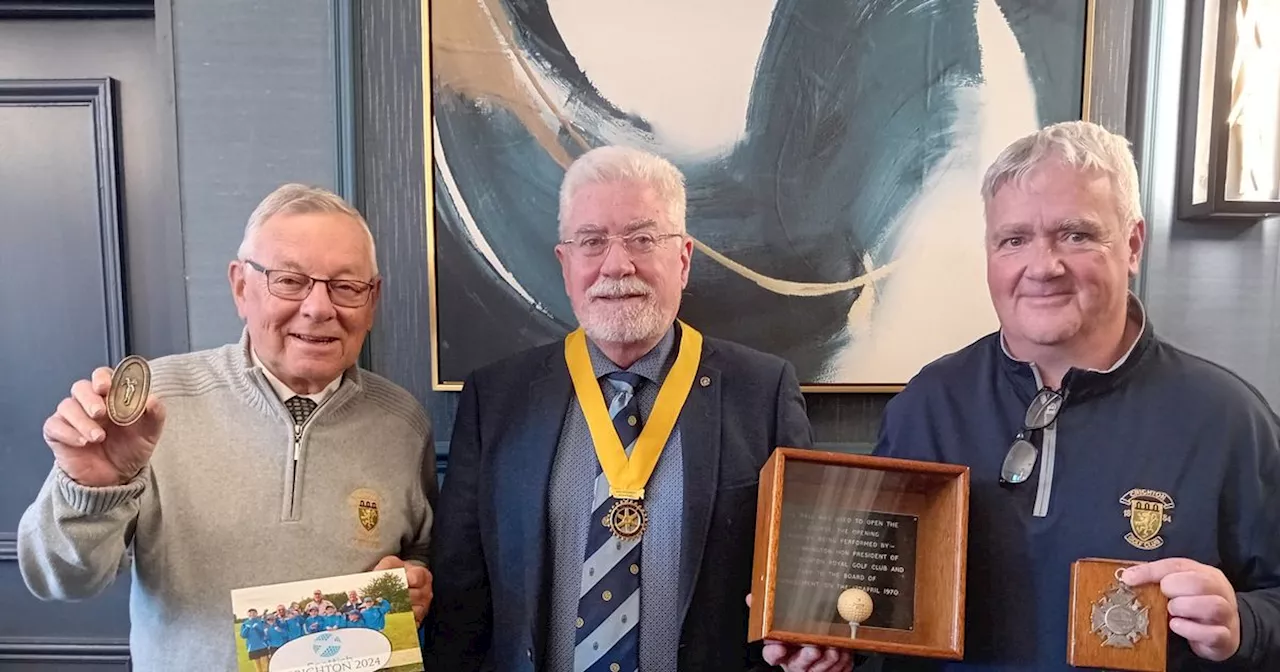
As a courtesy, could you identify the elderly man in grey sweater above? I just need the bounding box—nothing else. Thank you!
[17,184,436,670]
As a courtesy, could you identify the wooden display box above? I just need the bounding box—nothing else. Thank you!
[749,448,969,659]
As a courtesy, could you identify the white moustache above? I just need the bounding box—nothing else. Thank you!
[587,279,653,300]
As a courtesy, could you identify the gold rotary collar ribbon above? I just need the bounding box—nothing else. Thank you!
[565,321,703,540]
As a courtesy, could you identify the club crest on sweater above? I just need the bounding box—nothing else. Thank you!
[1120,488,1174,550]
[348,488,381,548]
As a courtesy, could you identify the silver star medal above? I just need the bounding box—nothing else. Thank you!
[1090,569,1150,648]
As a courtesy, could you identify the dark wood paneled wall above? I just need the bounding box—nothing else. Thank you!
[0,75,136,671]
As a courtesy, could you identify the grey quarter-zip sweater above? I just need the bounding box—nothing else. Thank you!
[17,332,436,670]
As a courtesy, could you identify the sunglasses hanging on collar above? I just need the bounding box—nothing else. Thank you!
[1000,387,1065,485]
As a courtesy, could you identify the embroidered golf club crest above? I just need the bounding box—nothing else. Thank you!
[1120,488,1174,550]
[359,500,379,531]
[347,488,381,549]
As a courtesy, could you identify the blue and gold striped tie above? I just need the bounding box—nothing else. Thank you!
[574,371,644,672]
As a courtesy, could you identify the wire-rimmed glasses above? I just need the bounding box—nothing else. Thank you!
[557,231,685,258]
[242,259,376,308]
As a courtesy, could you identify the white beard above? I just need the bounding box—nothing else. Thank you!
[581,298,667,345]
[579,276,668,345]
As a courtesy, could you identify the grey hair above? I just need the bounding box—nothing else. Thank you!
[981,120,1143,226]
[558,146,687,237]
[236,183,379,274]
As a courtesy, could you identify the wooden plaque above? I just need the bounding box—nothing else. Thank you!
[748,448,969,660]
[1067,558,1168,671]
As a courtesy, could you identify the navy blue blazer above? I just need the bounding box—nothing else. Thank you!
[424,333,814,671]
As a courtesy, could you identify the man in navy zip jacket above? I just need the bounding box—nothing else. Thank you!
[872,121,1280,671]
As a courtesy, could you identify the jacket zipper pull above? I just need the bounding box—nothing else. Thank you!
[293,424,303,461]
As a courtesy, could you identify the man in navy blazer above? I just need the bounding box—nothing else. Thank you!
[425,146,852,672]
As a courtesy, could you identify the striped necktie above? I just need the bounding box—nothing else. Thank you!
[574,371,644,672]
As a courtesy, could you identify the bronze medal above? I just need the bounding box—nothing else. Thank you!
[106,355,151,426]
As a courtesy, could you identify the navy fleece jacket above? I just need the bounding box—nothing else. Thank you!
[873,319,1280,671]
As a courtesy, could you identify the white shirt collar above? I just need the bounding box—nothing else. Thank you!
[250,347,343,404]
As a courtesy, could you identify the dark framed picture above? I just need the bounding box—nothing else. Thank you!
[1175,0,1280,222]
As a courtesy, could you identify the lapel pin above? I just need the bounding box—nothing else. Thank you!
[699,376,711,387]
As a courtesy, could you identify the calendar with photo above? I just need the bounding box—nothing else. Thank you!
[229,568,424,672]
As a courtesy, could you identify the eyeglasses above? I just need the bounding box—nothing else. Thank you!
[1000,387,1065,485]
[557,231,684,258]
[242,259,376,308]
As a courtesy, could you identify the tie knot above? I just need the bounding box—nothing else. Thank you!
[285,396,318,425]
[603,371,644,392]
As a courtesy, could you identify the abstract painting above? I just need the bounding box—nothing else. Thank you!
[424,0,1091,390]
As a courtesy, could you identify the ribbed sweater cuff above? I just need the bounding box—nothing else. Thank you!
[55,466,147,515]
